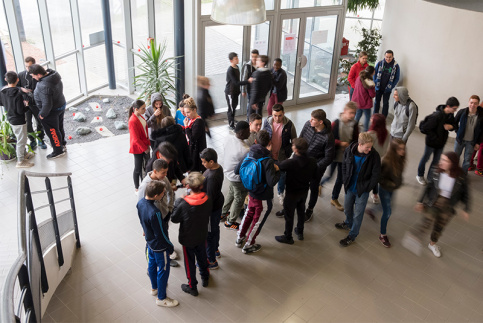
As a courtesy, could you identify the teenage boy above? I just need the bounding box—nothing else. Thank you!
[321,102,359,212]
[454,95,483,173]
[137,180,179,307]
[262,104,297,208]
[222,121,250,229]
[275,138,317,244]
[335,132,381,247]
[138,159,178,267]
[373,50,400,117]
[241,49,259,120]
[347,51,368,100]
[0,71,34,168]
[17,56,46,150]
[146,142,187,191]
[300,109,335,222]
[200,148,224,269]
[416,97,458,185]
[171,172,212,296]
[267,58,287,116]
[249,55,272,118]
[225,52,250,130]
[246,113,262,147]
[29,64,67,159]
[390,87,418,143]
[234,130,281,254]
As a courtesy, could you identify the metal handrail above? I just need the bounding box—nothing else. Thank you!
[1,170,73,323]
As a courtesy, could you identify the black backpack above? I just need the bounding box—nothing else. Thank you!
[394,98,418,124]
[418,114,431,135]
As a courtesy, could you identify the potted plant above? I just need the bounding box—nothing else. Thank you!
[347,0,380,13]
[0,113,16,161]
[133,38,178,113]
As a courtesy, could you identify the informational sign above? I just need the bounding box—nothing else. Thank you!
[253,39,268,55]
[312,30,328,45]
[283,33,296,54]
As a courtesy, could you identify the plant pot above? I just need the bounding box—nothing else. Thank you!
[0,151,16,162]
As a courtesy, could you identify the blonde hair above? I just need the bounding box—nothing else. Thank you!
[184,97,197,110]
[358,132,374,145]
[344,101,358,111]
[187,172,204,192]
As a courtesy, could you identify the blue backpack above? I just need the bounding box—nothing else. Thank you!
[239,156,269,191]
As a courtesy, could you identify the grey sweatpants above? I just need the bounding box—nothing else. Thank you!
[222,180,248,223]
[11,123,28,161]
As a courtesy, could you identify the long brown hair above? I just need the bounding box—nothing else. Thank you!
[438,151,463,178]
[368,113,388,146]
[128,100,145,118]
[382,138,406,175]
[153,102,165,126]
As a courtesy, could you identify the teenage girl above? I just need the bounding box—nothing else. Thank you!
[129,100,150,194]
[183,97,207,172]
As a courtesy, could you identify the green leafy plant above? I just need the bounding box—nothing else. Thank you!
[347,0,380,13]
[133,38,179,111]
[338,57,355,86]
[0,113,16,160]
[355,27,382,65]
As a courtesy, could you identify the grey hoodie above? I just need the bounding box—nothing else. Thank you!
[137,172,174,218]
[145,93,172,138]
[390,86,417,142]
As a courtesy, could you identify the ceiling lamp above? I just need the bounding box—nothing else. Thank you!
[211,0,267,26]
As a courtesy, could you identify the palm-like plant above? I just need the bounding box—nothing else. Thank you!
[0,113,16,160]
[133,38,178,112]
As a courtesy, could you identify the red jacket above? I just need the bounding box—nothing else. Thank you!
[348,61,368,89]
[129,113,150,154]
[352,77,376,110]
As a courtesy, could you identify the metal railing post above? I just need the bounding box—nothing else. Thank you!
[67,176,81,248]
[45,177,65,267]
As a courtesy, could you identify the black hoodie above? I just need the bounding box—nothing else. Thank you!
[33,69,66,117]
[423,105,456,149]
[299,119,335,174]
[249,68,272,106]
[0,87,27,125]
[152,124,192,173]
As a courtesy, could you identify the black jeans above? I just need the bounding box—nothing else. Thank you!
[284,190,308,238]
[307,167,324,210]
[133,152,148,189]
[374,90,391,117]
[182,243,209,289]
[40,107,65,154]
[26,105,45,142]
[225,94,238,128]
[249,101,264,119]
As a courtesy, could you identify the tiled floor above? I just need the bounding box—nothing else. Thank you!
[2,97,483,322]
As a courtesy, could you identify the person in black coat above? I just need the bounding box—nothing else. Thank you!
[183,97,207,173]
[267,58,288,116]
[171,172,212,296]
[249,55,272,118]
[225,52,250,130]
[197,76,215,137]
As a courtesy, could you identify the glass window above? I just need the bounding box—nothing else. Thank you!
[78,0,104,47]
[0,7,16,71]
[281,0,342,9]
[374,0,386,20]
[55,55,81,101]
[47,0,76,55]
[83,46,108,91]
[131,0,149,49]
[110,0,126,44]
[15,0,47,63]
[250,21,270,56]
[343,18,371,51]
[113,45,128,87]
[155,0,175,57]
[280,18,300,101]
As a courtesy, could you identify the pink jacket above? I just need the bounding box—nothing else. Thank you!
[352,77,376,110]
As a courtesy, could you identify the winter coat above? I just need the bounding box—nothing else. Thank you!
[249,68,272,105]
[379,158,404,192]
[299,119,335,174]
[137,198,174,253]
[422,105,456,149]
[278,153,317,194]
[33,69,66,117]
[241,61,256,95]
[454,106,483,146]
[0,87,27,125]
[17,70,37,107]
[373,59,400,93]
[152,124,191,173]
[342,142,381,196]
[352,76,376,110]
[271,68,288,102]
[262,115,297,161]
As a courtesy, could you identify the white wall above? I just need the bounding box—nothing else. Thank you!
[380,0,483,117]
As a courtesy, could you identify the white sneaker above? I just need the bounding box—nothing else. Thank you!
[416,176,427,185]
[151,289,158,296]
[372,194,380,204]
[16,160,34,168]
[156,297,179,307]
[428,243,441,257]
[169,250,178,260]
[278,192,285,205]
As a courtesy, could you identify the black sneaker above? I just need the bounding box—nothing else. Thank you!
[294,227,304,241]
[220,212,229,222]
[38,140,47,149]
[181,284,198,296]
[46,151,66,159]
[275,210,285,218]
[170,259,179,267]
[335,222,350,230]
[275,235,294,245]
[242,244,261,254]
[201,277,209,287]
[339,236,354,247]
[304,209,313,222]
[30,141,37,150]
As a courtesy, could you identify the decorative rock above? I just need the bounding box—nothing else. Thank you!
[102,98,110,103]
[75,127,92,135]
[114,121,128,130]
[70,107,78,111]
[95,126,114,137]
[106,108,117,119]
[73,112,87,122]
[88,102,102,112]
[85,108,90,112]
[91,116,103,123]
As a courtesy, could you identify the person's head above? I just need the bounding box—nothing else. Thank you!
[256,55,269,68]
[358,51,368,65]
[250,49,259,64]
[234,121,250,140]
[4,71,18,86]
[272,104,285,124]
[128,99,146,118]
[444,96,459,114]
[28,64,47,81]
[438,151,463,178]
[291,137,308,155]
[273,58,282,71]
[197,76,210,89]
[249,113,262,133]
[393,89,399,102]
[357,132,374,154]
[360,65,375,80]
[256,129,271,147]
[384,50,394,64]
[153,98,164,110]
[310,109,326,129]
[151,159,169,180]
[178,95,189,116]
[382,138,406,172]
[145,180,166,200]
[161,116,176,128]
[229,52,239,65]
[24,56,36,69]
[369,113,386,131]
[200,148,218,170]
[469,95,480,112]
[186,172,204,193]
[157,142,178,163]
[183,97,198,119]
[342,102,357,122]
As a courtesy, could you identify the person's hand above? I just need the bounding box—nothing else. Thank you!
[251,104,257,111]
[181,178,187,187]
[142,232,145,236]
[274,164,279,171]
[20,88,31,93]
[414,203,424,212]
[474,144,480,151]
[460,210,469,222]
[145,148,150,154]
[154,108,162,116]
[340,142,349,148]
[248,77,253,83]
[39,114,43,120]
[444,124,453,131]
[183,117,189,126]
[242,93,247,97]
[23,100,29,107]
[171,184,178,191]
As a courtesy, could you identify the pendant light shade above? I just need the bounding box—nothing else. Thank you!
[211,0,266,26]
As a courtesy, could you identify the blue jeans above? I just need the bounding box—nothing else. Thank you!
[349,87,354,100]
[454,140,474,173]
[344,190,370,240]
[355,109,371,131]
[147,247,170,300]
[379,186,393,235]
[331,163,343,200]
[374,90,391,117]
[321,162,337,185]
[278,171,286,195]
[206,209,221,263]
[417,145,443,177]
